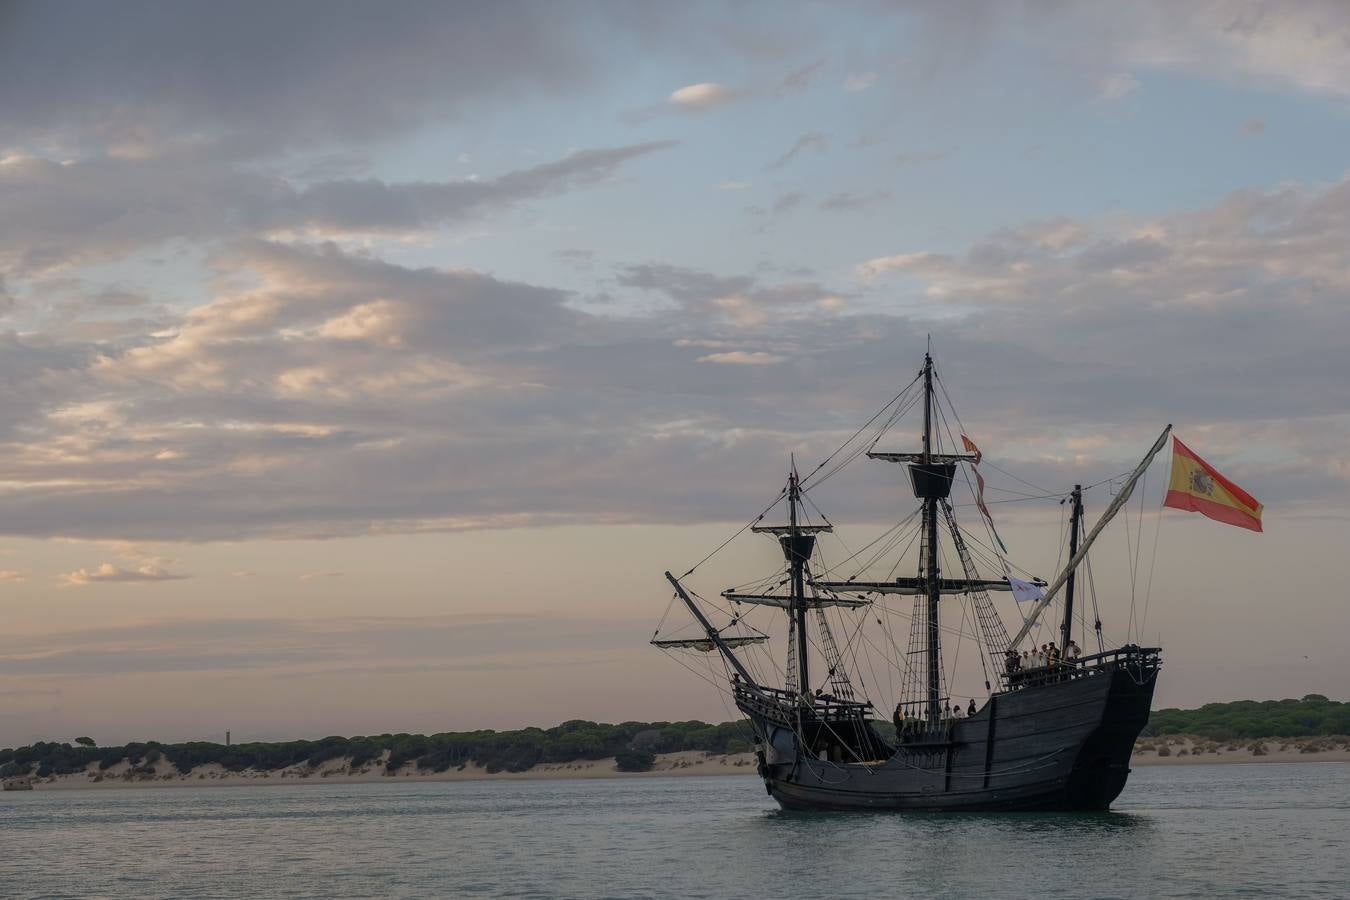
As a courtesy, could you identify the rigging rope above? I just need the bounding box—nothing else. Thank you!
[678,486,787,578]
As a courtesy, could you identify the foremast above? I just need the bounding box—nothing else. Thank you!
[787,468,810,701]
[662,465,835,701]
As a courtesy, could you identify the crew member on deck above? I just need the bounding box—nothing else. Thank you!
[1047,642,1060,668]
[893,702,904,740]
[968,698,978,716]
[1067,639,1081,661]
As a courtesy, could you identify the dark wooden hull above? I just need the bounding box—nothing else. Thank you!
[745,657,1158,812]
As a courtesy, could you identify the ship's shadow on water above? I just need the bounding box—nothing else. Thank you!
[757,806,1155,834]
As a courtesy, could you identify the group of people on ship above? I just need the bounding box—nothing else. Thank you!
[891,697,978,742]
[1003,639,1083,687]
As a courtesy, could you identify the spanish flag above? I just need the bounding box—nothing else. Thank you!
[1163,437,1263,532]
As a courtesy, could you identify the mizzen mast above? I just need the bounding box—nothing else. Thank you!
[1009,424,1172,648]
[1059,484,1083,651]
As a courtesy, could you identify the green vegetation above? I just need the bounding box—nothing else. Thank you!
[1142,694,1350,740]
[614,748,656,772]
[5,696,1342,782]
[0,719,753,780]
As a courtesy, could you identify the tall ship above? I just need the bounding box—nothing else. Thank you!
[652,351,1172,811]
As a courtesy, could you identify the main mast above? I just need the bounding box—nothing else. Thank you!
[921,354,942,722]
[864,352,975,723]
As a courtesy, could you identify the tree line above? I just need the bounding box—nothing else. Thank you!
[4,696,1345,780]
[1142,694,1350,740]
[0,719,753,779]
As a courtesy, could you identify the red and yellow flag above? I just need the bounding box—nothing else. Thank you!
[1164,437,1263,532]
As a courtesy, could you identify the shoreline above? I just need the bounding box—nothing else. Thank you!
[10,738,1350,791]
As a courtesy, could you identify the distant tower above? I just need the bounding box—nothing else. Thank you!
[226,730,231,747]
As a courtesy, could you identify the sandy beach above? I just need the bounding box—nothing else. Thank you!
[23,749,760,790]
[9,736,1347,791]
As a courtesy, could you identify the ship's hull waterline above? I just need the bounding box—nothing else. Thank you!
[748,659,1159,812]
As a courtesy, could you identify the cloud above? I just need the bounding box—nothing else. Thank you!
[555,248,596,267]
[0,2,602,156]
[778,58,829,93]
[765,131,829,170]
[856,251,939,280]
[820,190,891,212]
[697,351,787,365]
[0,142,676,272]
[64,563,189,585]
[617,262,843,325]
[745,192,808,230]
[844,72,877,91]
[668,82,737,111]
[7,167,1350,541]
[1097,72,1141,101]
[1101,2,1350,98]
[0,571,25,583]
[1244,118,1266,135]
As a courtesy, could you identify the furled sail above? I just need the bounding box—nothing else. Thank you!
[650,636,768,652]
[721,591,871,609]
[813,577,1026,596]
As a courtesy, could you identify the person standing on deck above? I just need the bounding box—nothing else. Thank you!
[968,698,978,716]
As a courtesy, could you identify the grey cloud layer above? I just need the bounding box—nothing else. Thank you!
[0,0,596,153]
[2,2,1348,543]
[3,169,1349,541]
[1,142,675,271]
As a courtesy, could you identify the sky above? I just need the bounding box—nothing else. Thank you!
[3,1,1350,747]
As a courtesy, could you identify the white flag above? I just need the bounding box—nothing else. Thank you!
[1007,576,1044,604]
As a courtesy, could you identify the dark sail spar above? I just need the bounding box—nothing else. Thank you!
[653,351,1168,811]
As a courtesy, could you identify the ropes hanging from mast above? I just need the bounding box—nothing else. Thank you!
[1007,425,1173,648]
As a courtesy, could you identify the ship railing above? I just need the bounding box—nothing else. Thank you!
[732,682,872,724]
[1000,644,1161,692]
[891,700,959,745]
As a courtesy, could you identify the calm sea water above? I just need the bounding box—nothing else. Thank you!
[2,763,1348,899]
